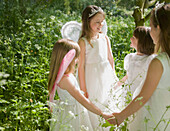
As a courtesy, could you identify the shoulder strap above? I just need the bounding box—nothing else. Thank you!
[81,37,94,48]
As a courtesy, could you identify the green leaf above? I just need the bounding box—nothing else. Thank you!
[166,105,170,109]
[102,120,113,127]
[0,99,10,104]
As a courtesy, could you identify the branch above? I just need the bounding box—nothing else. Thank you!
[144,0,157,8]
[144,11,151,23]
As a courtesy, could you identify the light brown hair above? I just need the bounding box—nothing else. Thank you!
[48,39,80,92]
[150,4,170,57]
[133,26,155,55]
[79,5,105,47]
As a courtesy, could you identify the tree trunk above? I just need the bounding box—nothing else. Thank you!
[133,0,157,27]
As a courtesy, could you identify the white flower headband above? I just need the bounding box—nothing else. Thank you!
[154,2,165,25]
[89,7,103,18]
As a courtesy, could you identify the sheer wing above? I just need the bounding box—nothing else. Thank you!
[61,21,82,42]
[61,20,108,42]
[102,20,108,35]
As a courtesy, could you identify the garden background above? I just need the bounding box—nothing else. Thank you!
[0,0,166,130]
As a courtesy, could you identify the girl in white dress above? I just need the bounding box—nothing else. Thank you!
[78,5,120,130]
[115,26,156,96]
[48,39,113,131]
[109,3,170,131]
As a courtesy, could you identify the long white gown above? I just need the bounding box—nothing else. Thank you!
[82,33,121,130]
[50,74,93,131]
[129,52,170,131]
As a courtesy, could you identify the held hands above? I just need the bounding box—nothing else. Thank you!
[101,112,114,121]
[107,112,124,126]
[114,81,122,90]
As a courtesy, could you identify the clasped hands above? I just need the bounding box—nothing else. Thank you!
[103,112,123,127]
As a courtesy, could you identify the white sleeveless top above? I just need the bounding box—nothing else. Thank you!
[129,52,170,131]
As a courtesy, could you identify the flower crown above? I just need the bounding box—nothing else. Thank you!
[89,7,103,18]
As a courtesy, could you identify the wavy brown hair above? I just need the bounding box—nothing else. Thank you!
[150,3,170,57]
[79,5,105,47]
[48,39,80,93]
[133,26,155,55]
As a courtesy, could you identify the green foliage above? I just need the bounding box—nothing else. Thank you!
[116,0,135,10]
[0,0,135,130]
[106,14,135,78]
[45,0,128,16]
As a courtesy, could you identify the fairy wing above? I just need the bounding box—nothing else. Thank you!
[49,49,76,102]
[61,20,108,42]
[102,20,107,35]
[61,21,82,42]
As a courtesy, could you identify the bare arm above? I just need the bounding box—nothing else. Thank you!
[109,58,163,125]
[78,39,88,98]
[105,35,115,70]
[114,75,128,89]
[59,75,113,119]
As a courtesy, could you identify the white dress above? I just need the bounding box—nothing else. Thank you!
[82,33,121,130]
[50,74,93,131]
[124,53,156,94]
[129,52,170,131]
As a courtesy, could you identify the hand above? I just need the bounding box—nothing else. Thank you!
[114,84,118,90]
[114,81,121,90]
[49,107,53,113]
[84,91,89,98]
[107,112,123,126]
[48,104,54,113]
[101,113,114,121]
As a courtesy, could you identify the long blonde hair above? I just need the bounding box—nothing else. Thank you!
[48,39,80,93]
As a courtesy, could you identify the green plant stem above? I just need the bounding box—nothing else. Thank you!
[164,119,170,131]
[154,108,168,131]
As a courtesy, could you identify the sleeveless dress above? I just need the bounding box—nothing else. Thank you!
[124,53,156,94]
[82,33,121,130]
[50,74,92,131]
[129,52,170,131]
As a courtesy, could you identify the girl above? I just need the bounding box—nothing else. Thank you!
[48,39,113,131]
[78,5,120,130]
[109,3,170,131]
[115,26,156,95]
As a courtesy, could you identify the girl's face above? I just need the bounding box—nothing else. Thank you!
[150,20,160,44]
[90,13,104,35]
[130,35,138,50]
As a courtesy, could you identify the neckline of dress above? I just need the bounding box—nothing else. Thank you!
[91,33,100,41]
[135,52,147,57]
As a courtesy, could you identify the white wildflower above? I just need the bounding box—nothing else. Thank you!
[3,74,9,78]
[80,125,89,131]
[26,41,31,45]
[36,23,41,26]
[68,111,76,119]
[50,16,55,20]
[30,26,35,31]
[0,79,6,86]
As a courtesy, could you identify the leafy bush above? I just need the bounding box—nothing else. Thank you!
[0,1,136,130]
